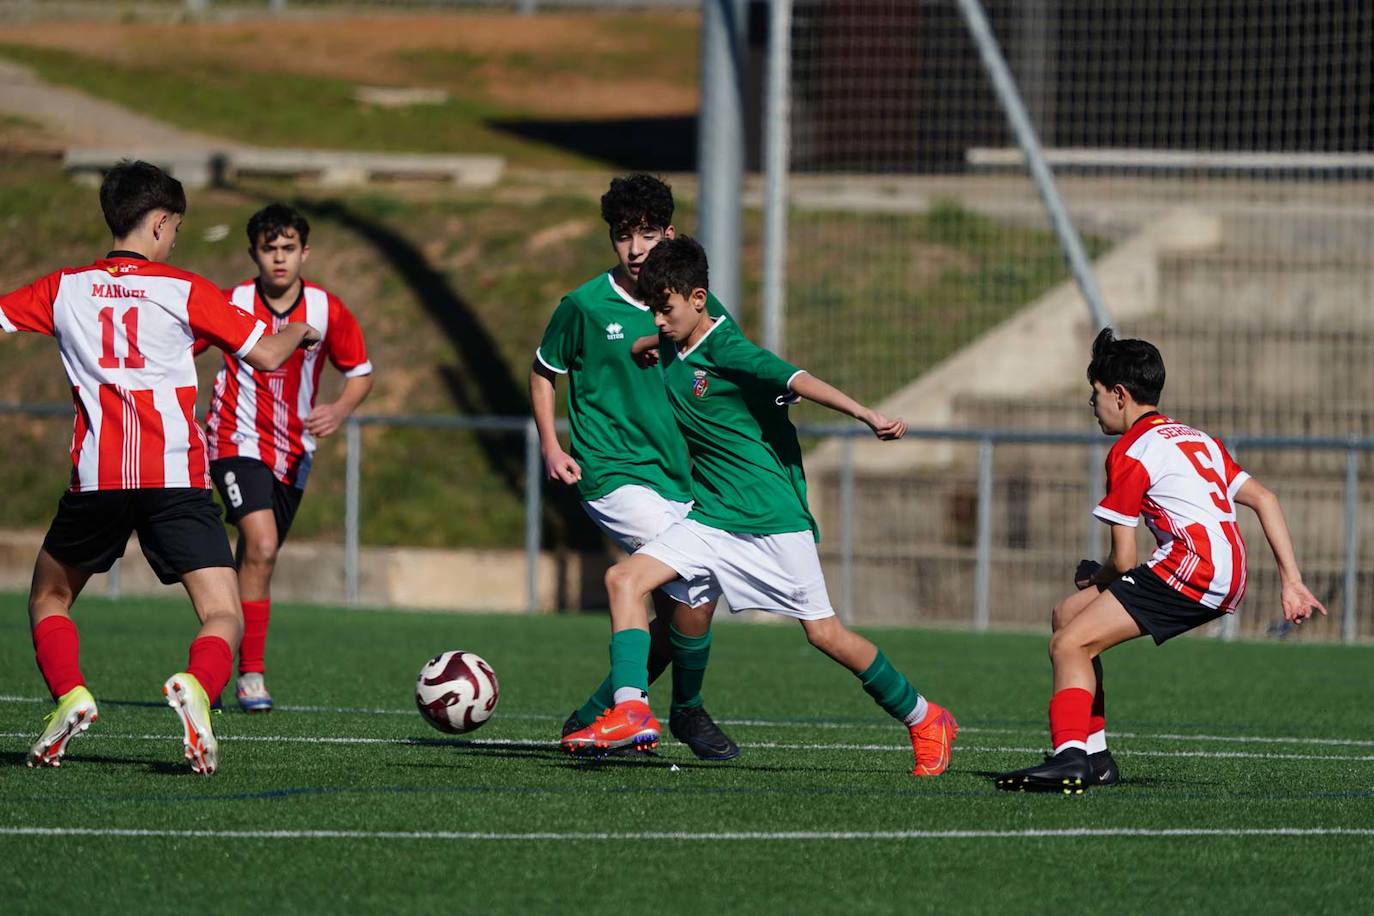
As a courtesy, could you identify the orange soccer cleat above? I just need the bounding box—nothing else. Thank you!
[909,701,958,776]
[560,699,660,756]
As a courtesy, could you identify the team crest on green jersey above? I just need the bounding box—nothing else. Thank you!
[692,369,709,398]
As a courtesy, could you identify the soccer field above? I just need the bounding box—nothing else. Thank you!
[1,593,1370,914]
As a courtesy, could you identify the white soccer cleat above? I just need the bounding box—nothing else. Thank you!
[163,673,219,775]
[235,672,273,713]
[28,685,99,768]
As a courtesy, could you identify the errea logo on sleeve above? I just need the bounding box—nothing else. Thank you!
[605,322,624,340]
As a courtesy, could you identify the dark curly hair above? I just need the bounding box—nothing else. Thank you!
[247,203,310,247]
[1087,327,1165,405]
[637,235,709,311]
[600,173,674,235]
[99,160,186,239]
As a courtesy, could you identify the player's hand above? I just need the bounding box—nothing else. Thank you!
[304,401,348,437]
[863,410,906,441]
[630,336,660,368]
[1280,580,1327,624]
[1074,559,1102,590]
[543,448,582,485]
[298,324,322,352]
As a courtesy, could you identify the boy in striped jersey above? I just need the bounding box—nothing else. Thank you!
[0,161,320,773]
[200,204,373,712]
[995,329,1326,792]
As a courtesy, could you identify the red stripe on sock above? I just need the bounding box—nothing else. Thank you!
[33,615,84,700]
[238,599,271,675]
[1089,683,1107,735]
[187,635,234,701]
[1049,687,1094,749]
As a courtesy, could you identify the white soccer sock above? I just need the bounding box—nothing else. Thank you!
[612,687,647,706]
[1086,729,1108,754]
[901,695,930,727]
[1053,740,1089,755]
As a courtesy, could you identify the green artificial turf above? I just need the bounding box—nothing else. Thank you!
[1,593,1370,914]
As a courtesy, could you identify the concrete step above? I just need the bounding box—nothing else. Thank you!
[1157,252,1374,328]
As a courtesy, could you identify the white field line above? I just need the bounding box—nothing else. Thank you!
[2,826,1372,843]
[2,731,1372,763]
[2,694,1372,749]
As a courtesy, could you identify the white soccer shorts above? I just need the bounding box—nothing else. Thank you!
[582,485,714,608]
[637,518,836,621]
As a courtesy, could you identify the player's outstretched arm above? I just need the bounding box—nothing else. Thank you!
[305,373,374,438]
[243,323,321,372]
[1235,478,1327,623]
[528,362,581,485]
[788,371,907,440]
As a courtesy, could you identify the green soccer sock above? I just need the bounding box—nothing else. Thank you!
[574,631,676,726]
[609,628,651,703]
[668,625,711,713]
[574,677,616,727]
[858,650,921,722]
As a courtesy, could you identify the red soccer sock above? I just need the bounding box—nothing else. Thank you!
[1088,683,1107,737]
[33,615,85,700]
[187,635,234,700]
[1049,687,1094,753]
[238,599,271,675]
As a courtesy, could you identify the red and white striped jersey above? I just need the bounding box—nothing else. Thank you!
[1094,413,1251,611]
[0,254,265,492]
[203,279,371,487]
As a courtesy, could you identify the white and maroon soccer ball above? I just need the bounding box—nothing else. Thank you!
[414,650,500,734]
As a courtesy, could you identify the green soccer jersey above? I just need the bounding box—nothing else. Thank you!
[658,316,818,539]
[537,270,726,502]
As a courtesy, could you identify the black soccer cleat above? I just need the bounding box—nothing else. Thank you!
[1089,749,1121,786]
[560,710,584,738]
[995,748,1093,794]
[669,705,740,761]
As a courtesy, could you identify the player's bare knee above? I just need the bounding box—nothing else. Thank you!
[803,616,843,654]
[604,563,646,603]
[242,534,279,571]
[1051,598,1072,632]
[1048,629,1086,665]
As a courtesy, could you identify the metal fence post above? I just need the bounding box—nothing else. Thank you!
[524,419,543,614]
[1343,447,1359,644]
[697,0,746,315]
[973,437,994,630]
[344,419,361,607]
[953,0,1113,331]
[838,435,856,623]
[107,558,122,600]
[761,0,793,355]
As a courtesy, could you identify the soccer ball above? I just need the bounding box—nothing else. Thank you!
[414,650,500,734]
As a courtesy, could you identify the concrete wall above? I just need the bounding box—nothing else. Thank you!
[0,530,613,613]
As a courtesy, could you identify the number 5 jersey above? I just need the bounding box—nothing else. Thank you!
[1093,412,1250,611]
[0,253,266,492]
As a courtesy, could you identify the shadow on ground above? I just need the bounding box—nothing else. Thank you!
[489,116,697,172]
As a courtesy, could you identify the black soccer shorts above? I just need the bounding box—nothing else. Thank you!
[42,488,235,585]
[210,457,304,543]
[1108,565,1225,645]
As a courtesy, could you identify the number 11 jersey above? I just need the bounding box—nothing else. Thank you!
[0,253,265,492]
[1093,412,1250,611]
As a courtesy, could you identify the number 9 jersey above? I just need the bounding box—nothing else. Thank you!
[0,254,266,492]
[1093,412,1250,612]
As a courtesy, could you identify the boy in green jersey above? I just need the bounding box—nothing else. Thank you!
[561,237,959,775]
[530,175,738,760]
